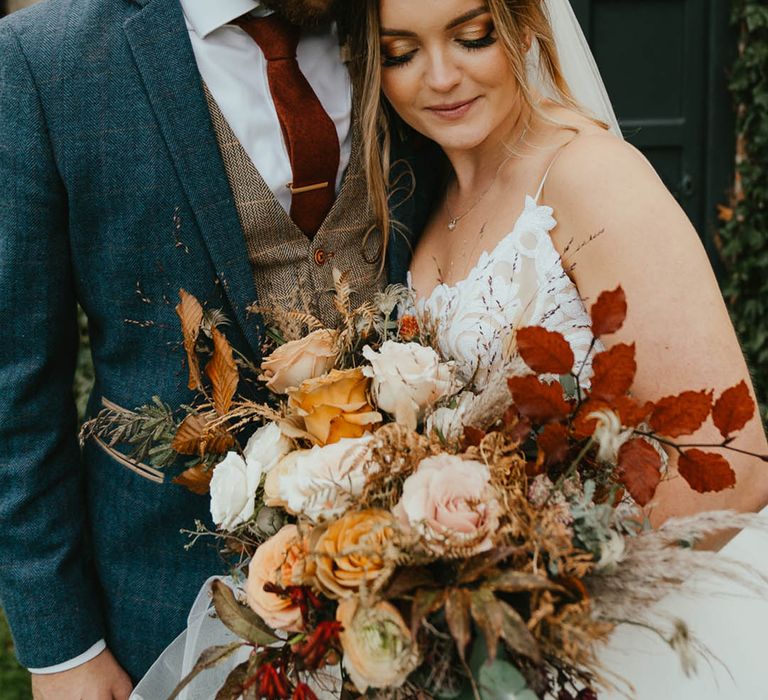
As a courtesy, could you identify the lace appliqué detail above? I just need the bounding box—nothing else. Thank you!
[412,196,595,392]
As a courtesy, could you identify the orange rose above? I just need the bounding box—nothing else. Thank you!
[311,509,397,599]
[259,329,338,394]
[337,599,420,693]
[246,524,307,632]
[288,368,381,445]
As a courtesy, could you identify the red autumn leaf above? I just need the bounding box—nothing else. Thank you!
[508,376,572,424]
[678,449,737,494]
[617,438,662,506]
[612,396,653,428]
[463,426,486,448]
[712,380,755,439]
[649,390,713,438]
[537,422,570,467]
[571,399,610,439]
[516,326,575,376]
[589,343,636,402]
[503,406,533,444]
[590,286,627,337]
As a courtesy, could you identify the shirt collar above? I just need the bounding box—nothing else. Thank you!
[179,0,268,38]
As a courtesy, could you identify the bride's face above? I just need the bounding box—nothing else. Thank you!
[379,0,520,153]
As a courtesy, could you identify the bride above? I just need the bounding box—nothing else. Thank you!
[341,0,768,696]
[134,1,768,698]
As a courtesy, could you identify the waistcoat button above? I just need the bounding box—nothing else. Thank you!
[314,249,327,266]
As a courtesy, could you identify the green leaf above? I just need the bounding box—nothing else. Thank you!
[215,660,250,700]
[168,642,246,700]
[478,658,537,700]
[445,588,472,661]
[469,589,503,661]
[211,579,279,646]
[497,600,541,663]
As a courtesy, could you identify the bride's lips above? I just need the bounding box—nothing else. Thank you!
[425,97,478,121]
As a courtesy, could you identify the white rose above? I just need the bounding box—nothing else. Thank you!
[421,279,524,388]
[425,391,477,442]
[209,451,263,530]
[243,422,292,473]
[278,435,376,521]
[362,341,455,430]
[589,408,633,464]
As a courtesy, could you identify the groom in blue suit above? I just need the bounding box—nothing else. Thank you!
[0,0,436,696]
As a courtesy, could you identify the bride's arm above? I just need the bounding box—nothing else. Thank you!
[545,133,768,524]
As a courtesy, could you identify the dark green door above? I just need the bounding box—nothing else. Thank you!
[570,0,735,263]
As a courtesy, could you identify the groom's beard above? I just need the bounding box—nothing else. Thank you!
[260,0,340,26]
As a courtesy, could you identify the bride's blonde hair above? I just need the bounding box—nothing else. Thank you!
[343,0,604,258]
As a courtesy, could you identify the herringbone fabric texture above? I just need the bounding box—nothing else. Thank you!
[205,88,383,329]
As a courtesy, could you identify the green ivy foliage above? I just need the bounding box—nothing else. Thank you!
[719,1,768,420]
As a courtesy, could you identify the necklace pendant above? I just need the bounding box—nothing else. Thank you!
[447,218,458,231]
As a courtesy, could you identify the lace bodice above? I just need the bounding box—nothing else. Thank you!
[411,196,594,390]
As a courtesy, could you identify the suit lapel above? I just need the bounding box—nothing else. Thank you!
[123,0,263,357]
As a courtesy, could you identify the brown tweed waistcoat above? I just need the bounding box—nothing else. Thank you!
[205,89,383,330]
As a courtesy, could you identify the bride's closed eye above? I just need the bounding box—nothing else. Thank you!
[381,21,498,69]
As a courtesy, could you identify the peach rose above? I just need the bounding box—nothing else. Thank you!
[337,599,420,693]
[312,509,397,599]
[393,455,501,555]
[259,329,338,394]
[288,368,381,445]
[246,524,307,632]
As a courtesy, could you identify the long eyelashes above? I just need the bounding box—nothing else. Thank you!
[381,29,497,69]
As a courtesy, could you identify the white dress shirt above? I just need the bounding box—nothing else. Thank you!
[31,0,352,675]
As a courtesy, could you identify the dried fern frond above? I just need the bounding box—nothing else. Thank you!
[247,303,324,342]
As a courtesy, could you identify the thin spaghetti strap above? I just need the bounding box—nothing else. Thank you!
[534,135,579,203]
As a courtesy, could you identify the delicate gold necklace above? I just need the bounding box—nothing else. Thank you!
[444,122,530,231]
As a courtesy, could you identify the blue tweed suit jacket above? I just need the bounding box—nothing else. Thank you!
[0,0,438,680]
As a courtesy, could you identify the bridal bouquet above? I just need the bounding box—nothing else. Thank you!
[83,275,764,699]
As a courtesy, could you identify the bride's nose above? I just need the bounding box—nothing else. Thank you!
[423,50,462,93]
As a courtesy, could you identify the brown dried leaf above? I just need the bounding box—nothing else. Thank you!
[589,343,636,402]
[445,588,472,661]
[516,327,575,376]
[173,464,213,496]
[410,588,447,637]
[678,449,737,494]
[486,570,562,595]
[172,414,235,456]
[498,599,540,662]
[470,588,504,661]
[712,380,755,439]
[590,286,627,337]
[457,545,525,585]
[617,438,662,506]
[507,376,572,424]
[381,567,436,599]
[176,289,205,392]
[649,390,713,438]
[206,328,239,416]
[211,579,279,645]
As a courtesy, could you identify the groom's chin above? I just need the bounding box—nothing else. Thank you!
[260,0,340,26]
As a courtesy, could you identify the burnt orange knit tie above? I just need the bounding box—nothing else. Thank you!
[239,14,341,238]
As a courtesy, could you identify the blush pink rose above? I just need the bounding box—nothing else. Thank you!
[393,455,500,555]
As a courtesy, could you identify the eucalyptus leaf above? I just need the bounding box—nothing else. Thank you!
[478,659,537,700]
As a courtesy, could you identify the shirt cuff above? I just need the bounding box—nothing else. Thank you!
[27,639,106,675]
